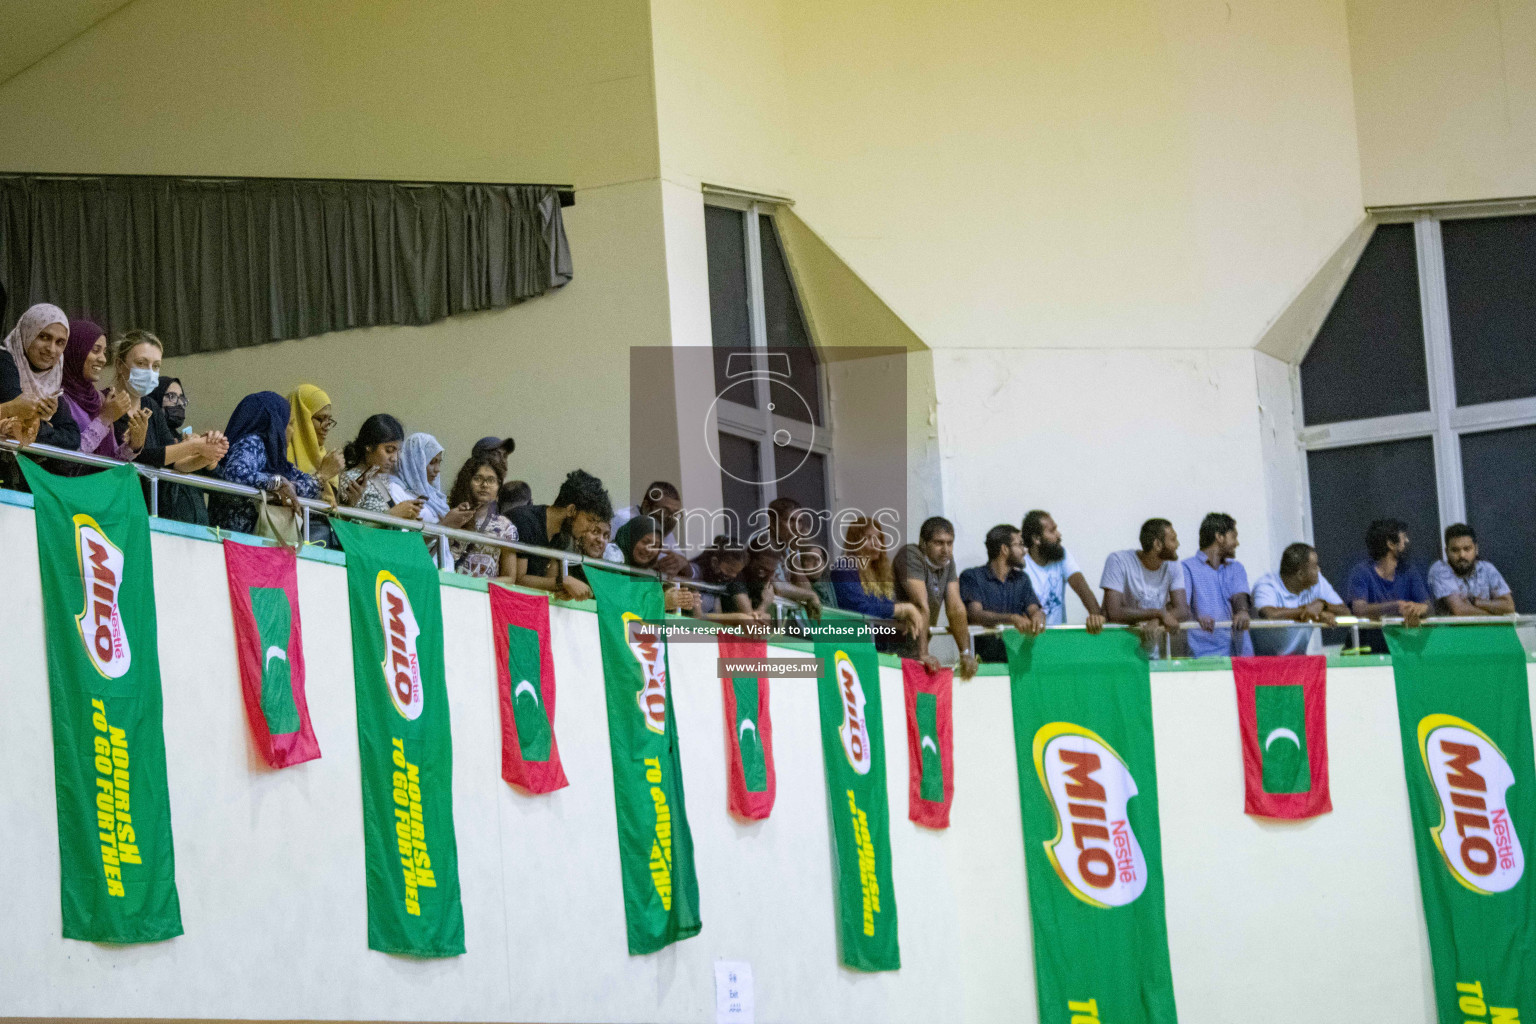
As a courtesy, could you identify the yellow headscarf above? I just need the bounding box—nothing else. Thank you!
[287,384,331,476]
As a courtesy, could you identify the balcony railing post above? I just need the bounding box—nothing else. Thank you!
[1351,623,1360,651]
[149,475,158,518]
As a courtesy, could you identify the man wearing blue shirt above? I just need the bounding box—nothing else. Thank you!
[1346,518,1430,650]
[1428,523,1515,616]
[1181,512,1253,658]
[960,524,1047,662]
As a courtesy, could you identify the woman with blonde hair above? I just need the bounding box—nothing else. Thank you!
[829,516,924,638]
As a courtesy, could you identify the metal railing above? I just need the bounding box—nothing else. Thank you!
[5,440,1531,658]
[948,614,1536,660]
[0,439,733,595]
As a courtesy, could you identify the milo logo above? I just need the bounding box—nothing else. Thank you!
[74,514,130,679]
[376,571,423,721]
[835,650,871,775]
[623,611,667,734]
[1032,722,1148,908]
[1418,713,1524,893]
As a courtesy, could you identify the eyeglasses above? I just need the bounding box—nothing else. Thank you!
[312,414,337,429]
[161,393,186,406]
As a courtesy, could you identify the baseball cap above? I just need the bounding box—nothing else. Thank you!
[473,435,516,456]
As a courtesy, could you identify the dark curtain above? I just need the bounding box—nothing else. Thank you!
[0,175,573,357]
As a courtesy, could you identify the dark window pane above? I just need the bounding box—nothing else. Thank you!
[1460,425,1536,612]
[1443,215,1536,406]
[1301,223,1429,426]
[773,446,828,551]
[717,431,762,533]
[1307,437,1439,650]
[759,215,822,425]
[705,205,755,407]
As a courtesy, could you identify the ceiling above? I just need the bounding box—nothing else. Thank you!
[0,0,137,87]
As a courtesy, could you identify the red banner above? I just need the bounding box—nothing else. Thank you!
[490,585,568,793]
[222,541,320,768]
[902,659,954,828]
[1233,655,1331,819]
[719,636,775,819]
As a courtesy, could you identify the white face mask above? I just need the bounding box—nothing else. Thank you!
[127,367,160,397]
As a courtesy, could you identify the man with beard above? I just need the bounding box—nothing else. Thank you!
[1428,523,1515,616]
[1020,510,1105,633]
[959,524,1046,662]
[1181,512,1253,658]
[1347,517,1430,650]
[1101,518,1192,657]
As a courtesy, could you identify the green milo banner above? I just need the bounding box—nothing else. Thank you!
[587,567,702,955]
[1004,629,1177,1024]
[1387,624,1536,1023]
[814,636,899,971]
[20,459,182,943]
[333,521,465,957]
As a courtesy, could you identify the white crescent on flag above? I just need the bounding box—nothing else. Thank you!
[739,718,757,741]
[920,735,938,755]
[513,679,540,704]
[264,645,288,669]
[1264,727,1301,751]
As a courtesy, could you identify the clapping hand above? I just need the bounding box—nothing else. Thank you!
[101,387,136,423]
[126,407,152,449]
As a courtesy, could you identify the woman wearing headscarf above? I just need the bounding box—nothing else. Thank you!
[443,452,520,579]
[59,319,138,461]
[208,391,320,535]
[614,515,696,613]
[0,304,80,450]
[286,384,343,499]
[388,432,470,568]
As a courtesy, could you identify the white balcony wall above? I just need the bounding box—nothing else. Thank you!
[0,498,1501,1022]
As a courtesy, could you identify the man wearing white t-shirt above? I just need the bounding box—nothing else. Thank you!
[1252,543,1350,656]
[1020,510,1105,632]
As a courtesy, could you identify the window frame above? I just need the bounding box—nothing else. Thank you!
[703,194,834,522]
[1296,211,1536,544]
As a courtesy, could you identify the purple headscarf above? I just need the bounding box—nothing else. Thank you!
[61,318,106,419]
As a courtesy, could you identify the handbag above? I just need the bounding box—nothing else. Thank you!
[254,492,302,548]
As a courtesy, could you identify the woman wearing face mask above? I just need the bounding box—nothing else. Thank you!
[444,452,520,579]
[338,414,422,520]
[107,331,228,474]
[388,432,464,567]
[59,319,137,461]
[149,377,188,435]
[286,384,344,500]
[0,303,80,450]
[208,391,320,534]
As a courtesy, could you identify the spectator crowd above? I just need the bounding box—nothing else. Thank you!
[1,304,1520,676]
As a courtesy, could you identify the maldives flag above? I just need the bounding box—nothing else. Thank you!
[719,635,775,820]
[902,659,954,828]
[1232,655,1331,819]
[222,541,320,769]
[490,585,568,794]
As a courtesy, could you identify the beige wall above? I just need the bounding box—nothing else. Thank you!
[652,0,1366,354]
[1349,0,1536,206]
[0,0,669,504]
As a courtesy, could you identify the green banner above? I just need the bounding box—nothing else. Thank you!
[333,521,465,957]
[1387,624,1536,1022]
[1004,630,1177,1024]
[20,459,182,944]
[814,638,899,971]
[587,567,702,955]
